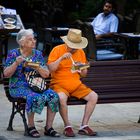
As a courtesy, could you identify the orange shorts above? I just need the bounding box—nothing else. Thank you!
[50,83,92,99]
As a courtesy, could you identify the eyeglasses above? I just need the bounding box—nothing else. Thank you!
[26,37,36,42]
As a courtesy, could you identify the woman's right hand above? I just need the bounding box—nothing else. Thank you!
[15,56,25,65]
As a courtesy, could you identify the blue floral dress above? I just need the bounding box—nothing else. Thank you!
[5,48,59,114]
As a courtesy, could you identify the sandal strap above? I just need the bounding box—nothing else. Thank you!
[48,128,57,135]
[78,126,97,136]
[44,127,60,137]
[28,126,36,133]
[29,129,37,134]
[28,126,40,137]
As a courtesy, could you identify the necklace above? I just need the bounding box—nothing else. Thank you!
[19,48,33,61]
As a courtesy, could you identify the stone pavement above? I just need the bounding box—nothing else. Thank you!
[0,84,140,140]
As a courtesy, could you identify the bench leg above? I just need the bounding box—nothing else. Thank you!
[7,102,16,131]
[7,101,28,135]
[19,108,28,136]
[138,116,140,123]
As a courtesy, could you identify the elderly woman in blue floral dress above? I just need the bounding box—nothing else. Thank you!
[4,29,60,138]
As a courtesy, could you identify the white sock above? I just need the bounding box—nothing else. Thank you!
[80,125,88,130]
[65,126,72,129]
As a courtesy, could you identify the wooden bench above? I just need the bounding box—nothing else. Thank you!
[0,64,3,84]
[2,59,140,135]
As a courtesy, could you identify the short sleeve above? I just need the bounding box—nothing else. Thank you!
[47,47,60,64]
[4,49,19,68]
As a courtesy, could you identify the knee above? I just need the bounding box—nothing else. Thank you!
[94,92,98,101]
[53,93,60,102]
[48,89,59,103]
[58,94,67,107]
[88,91,98,103]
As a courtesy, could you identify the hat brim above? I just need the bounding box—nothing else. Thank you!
[61,36,88,49]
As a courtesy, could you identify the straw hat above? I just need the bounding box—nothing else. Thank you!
[61,28,88,49]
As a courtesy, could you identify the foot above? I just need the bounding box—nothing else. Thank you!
[63,126,75,137]
[27,126,40,138]
[44,126,60,137]
[78,126,97,136]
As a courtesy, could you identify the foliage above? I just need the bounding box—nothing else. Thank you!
[68,0,104,21]
[80,0,103,18]
[124,0,140,15]
[17,0,140,25]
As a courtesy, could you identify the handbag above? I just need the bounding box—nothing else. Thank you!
[25,70,49,93]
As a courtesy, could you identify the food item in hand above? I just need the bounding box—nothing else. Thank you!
[77,63,90,70]
[71,63,90,71]
[24,61,40,68]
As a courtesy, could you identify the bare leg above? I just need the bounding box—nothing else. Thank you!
[46,106,56,129]
[27,113,40,137]
[27,113,35,127]
[82,91,98,126]
[58,92,71,127]
[44,106,60,137]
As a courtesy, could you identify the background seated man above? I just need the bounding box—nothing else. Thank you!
[91,0,118,40]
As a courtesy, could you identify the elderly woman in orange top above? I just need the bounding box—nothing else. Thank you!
[47,28,98,137]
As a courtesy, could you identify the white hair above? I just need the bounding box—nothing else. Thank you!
[16,29,34,44]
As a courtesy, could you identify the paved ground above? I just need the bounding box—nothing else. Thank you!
[0,84,140,140]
